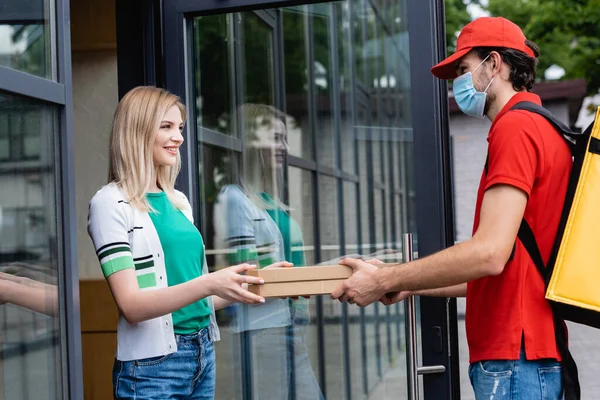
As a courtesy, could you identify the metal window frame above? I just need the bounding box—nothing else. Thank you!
[0,0,83,398]
[406,0,460,399]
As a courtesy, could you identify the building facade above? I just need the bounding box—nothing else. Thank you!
[0,0,460,399]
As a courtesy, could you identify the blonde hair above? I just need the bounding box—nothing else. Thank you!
[108,86,186,212]
[239,103,288,210]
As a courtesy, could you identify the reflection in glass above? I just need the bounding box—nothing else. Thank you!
[193,15,234,136]
[191,1,415,398]
[318,175,345,398]
[338,1,356,174]
[213,104,323,399]
[283,6,313,160]
[353,0,366,84]
[241,13,274,106]
[0,1,54,79]
[312,5,336,168]
[0,92,61,398]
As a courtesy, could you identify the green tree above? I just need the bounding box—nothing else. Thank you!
[444,0,476,55]
[486,0,600,95]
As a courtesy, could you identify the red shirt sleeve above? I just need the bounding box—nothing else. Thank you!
[484,112,541,196]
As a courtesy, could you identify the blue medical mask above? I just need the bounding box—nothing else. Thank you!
[453,55,495,119]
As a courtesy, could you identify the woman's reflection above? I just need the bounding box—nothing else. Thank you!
[214,103,323,399]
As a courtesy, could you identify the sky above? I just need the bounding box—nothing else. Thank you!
[0,26,26,54]
[467,1,491,20]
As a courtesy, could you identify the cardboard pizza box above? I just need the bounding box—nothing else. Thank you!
[246,265,353,283]
[248,279,346,297]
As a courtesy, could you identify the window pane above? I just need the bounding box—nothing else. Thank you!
[318,174,345,398]
[289,167,315,266]
[312,5,336,168]
[0,100,43,162]
[288,166,322,395]
[193,15,234,136]
[283,7,313,160]
[338,2,355,174]
[188,2,417,398]
[0,91,61,398]
[0,1,55,79]
[241,12,274,107]
[353,0,366,84]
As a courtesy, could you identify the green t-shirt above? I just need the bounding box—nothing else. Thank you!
[147,192,211,334]
[260,193,306,267]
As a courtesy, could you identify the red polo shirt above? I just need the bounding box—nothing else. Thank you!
[466,92,571,363]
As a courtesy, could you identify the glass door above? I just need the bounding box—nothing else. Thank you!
[159,0,456,398]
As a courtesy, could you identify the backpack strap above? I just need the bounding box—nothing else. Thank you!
[511,101,580,140]
[506,101,581,399]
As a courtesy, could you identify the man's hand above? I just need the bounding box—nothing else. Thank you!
[331,258,385,307]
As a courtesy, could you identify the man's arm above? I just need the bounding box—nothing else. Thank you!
[413,283,467,298]
[380,283,466,306]
[380,184,526,293]
[333,184,527,306]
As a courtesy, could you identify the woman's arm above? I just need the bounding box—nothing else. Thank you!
[107,263,266,324]
[0,279,58,317]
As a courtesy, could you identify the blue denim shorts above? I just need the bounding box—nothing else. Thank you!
[113,327,215,400]
[469,344,563,400]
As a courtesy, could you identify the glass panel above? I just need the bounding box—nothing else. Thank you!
[200,144,244,399]
[312,4,336,168]
[318,174,345,398]
[0,104,44,162]
[337,2,355,174]
[0,91,61,398]
[241,12,274,107]
[193,15,235,136]
[393,141,401,190]
[0,0,55,79]
[199,145,238,269]
[189,2,416,398]
[365,4,377,92]
[357,104,370,254]
[289,167,315,266]
[372,131,383,182]
[364,302,379,392]
[209,103,323,398]
[353,0,366,85]
[283,6,313,160]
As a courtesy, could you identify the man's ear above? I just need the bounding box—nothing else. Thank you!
[489,51,502,74]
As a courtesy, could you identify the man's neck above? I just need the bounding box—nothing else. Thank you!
[487,88,522,122]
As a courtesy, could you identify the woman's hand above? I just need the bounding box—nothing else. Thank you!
[207,263,266,304]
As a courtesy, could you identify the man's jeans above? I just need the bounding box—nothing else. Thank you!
[469,345,563,400]
[113,327,216,400]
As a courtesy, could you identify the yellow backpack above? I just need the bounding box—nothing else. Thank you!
[506,102,599,400]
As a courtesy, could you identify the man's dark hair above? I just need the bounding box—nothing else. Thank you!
[473,40,540,91]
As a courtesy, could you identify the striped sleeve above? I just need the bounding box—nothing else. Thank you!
[217,186,259,264]
[88,191,135,278]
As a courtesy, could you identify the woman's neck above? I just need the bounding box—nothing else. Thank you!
[148,169,162,193]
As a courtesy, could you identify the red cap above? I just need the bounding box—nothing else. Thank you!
[431,17,535,80]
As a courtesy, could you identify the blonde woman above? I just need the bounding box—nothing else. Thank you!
[88,86,290,399]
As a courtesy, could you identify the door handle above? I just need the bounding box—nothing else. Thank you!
[403,233,419,400]
[403,234,447,400]
[417,365,446,375]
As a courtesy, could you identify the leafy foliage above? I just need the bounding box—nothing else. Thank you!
[486,0,600,94]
